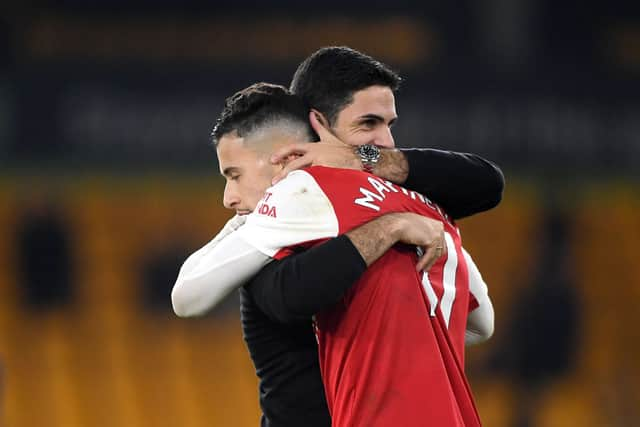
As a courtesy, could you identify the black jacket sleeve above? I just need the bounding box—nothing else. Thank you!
[246,149,504,324]
[401,148,505,220]
[245,234,366,323]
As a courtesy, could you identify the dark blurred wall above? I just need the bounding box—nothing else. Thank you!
[0,0,637,177]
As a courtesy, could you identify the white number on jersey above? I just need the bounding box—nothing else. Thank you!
[420,232,458,327]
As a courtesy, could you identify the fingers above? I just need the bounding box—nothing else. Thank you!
[269,112,343,164]
[416,243,447,272]
[270,143,309,164]
[271,156,313,185]
[416,234,447,272]
[416,245,438,272]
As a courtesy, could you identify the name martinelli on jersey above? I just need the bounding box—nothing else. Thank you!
[355,176,451,223]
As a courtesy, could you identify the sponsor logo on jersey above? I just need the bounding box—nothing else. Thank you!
[256,191,277,217]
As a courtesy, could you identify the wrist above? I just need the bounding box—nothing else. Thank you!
[385,213,407,242]
[355,144,381,173]
[362,148,410,183]
[347,148,362,170]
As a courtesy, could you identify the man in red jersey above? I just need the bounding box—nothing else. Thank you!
[173,82,490,426]
[237,166,479,427]
[303,167,477,427]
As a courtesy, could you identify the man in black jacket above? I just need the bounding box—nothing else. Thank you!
[176,47,503,426]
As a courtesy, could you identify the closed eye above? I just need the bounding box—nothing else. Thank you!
[358,114,397,129]
[359,117,382,129]
[222,166,241,181]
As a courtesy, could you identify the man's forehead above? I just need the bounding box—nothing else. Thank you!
[339,86,397,120]
[217,134,252,174]
[217,131,245,150]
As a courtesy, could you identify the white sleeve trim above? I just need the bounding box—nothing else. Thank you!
[171,171,339,317]
[171,216,271,317]
[463,247,495,345]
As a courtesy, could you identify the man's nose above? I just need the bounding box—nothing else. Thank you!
[373,127,395,148]
[223,187,239,210]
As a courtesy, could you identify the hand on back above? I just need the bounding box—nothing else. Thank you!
[390,213,447,272]
[270,111,361,184]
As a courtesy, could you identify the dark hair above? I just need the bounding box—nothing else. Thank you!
[289,46,402,126]
[212,82,316,146]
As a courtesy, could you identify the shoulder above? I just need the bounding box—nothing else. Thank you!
[300,166,379,199]
[303,165,368,183]
[235,169,340,256]
[251,169,335,223]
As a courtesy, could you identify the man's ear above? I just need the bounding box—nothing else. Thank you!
[311,109,330,129]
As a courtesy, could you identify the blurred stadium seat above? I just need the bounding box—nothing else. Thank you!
[1,180,638,426]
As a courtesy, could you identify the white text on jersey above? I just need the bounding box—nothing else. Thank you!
[354,176,450,222]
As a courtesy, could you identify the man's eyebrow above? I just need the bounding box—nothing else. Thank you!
[358,114,398,125]
[358,114,385,122]
[221,166,240,176]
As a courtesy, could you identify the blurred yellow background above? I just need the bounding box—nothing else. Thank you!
[1,177,638,426]
[1,0,639,425]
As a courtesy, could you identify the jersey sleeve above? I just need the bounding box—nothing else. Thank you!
[171,218,272,317]
[235,170,340,258]
[171,171,339,318]
[462,247,495,345]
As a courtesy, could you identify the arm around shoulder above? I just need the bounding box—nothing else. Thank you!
[245,234,367,323]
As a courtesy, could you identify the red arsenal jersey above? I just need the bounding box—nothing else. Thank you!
[237,166,482,427]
